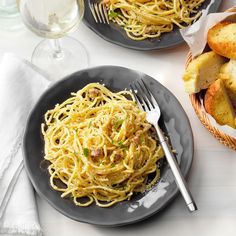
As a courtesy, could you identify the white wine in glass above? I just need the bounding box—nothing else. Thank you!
[19,0,88,81]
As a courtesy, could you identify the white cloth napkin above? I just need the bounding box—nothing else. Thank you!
[0,53,50,236]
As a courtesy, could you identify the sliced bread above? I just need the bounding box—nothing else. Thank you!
[219,59,236,109]
[204,79,236,129]
[208,21,236,60]
[183,51,226,94]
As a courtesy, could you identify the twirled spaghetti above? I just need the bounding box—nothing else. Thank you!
[41,83,164,207]
[103,0,205,40]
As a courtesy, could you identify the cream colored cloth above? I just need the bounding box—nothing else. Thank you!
[0,53,50,236]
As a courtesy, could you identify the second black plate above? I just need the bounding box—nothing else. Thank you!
[83,0,222,51]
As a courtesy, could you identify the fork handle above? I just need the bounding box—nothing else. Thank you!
[154,124,197,212]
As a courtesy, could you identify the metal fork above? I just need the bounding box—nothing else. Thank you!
[89,2,109,24]
[130,79,197,212]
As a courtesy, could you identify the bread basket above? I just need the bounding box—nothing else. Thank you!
[185,6,236,151]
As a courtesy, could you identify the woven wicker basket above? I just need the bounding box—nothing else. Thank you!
[186,6,236,151]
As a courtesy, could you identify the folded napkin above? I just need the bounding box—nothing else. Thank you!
[0,53,50,236]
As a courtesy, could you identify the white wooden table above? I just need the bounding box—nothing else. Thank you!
[1,1,236,235]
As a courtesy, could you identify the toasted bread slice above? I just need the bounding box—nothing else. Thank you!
[208,21,236,60]
[219,60,236,109]
[204,79,236,129]
[183,51,226,94]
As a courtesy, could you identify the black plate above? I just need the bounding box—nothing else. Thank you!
[23,66,194,226]
[83,0,222,51]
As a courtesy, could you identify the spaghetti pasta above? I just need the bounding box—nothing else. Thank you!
[42,83,164,207]
[103,0,205,40]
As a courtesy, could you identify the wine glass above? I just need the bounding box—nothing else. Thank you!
[19,0,88,81]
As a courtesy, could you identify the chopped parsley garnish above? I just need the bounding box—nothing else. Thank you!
[100,160,106,166]
[121,24,128,28]
[114,119,124,129]
[117,141,128,149]
[83,148,89,157]
[140,133,145,143]
[108,10,118,19]
[88,120,92,128]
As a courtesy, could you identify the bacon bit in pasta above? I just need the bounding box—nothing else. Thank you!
[88,88,99,98]
[144,26,160,34]
[132,135,140,145]
[106,121,112,135]
[114,153,122,161]
[135,116,141,123]
[91,149,103,158]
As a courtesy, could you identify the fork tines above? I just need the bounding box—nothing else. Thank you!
[130,79,158,111]
[89,2,109,24]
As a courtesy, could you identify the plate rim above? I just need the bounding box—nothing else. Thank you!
[23,65,194,226]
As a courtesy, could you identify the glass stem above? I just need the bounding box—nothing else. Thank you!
[51,39,64,59]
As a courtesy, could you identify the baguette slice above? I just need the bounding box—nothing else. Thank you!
[208,21,236,60]
[219,60,236,109]
[183,51,226,94]
[204,79,236,129]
